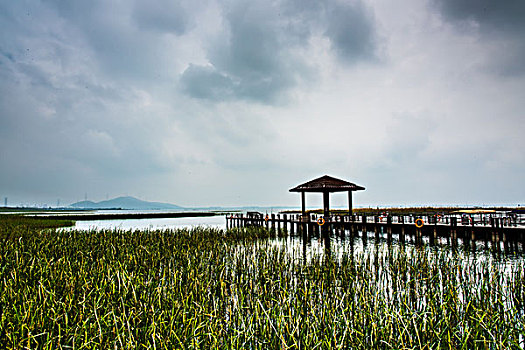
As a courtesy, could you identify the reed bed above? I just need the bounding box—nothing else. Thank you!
[0,214,74,231]
[0,220,523,349]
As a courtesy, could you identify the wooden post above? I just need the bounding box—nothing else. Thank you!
[399,215,405,243]
[348,191,353,215]
[322,191,330,241]
[432,215,437,244]
[301,192,306,221]
[491,217,498,251]
[323,191,330,219]
[374,215,379,238]
[386,215,392,241]
[450,216,457,246]
[362,218,368,243]
[269,214,275,237]
[502,222,509,252]
[431,226,437,245]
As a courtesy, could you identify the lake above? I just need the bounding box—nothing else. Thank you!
[66,210,525,268]
[71,212,227,230]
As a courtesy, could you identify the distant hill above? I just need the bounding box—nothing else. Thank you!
[70,196,184,210]
[71,200,98,208]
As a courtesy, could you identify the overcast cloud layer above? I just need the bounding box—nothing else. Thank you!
[1,0,524,208]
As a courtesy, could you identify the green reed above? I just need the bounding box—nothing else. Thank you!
[0,214,74,231]
[0,220,523,349]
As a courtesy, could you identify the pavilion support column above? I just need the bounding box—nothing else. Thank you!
[348,191,353,215]
[301,192,306,220]
[322,191,330,242]
[301,192,307,241]
[323,191,330,219]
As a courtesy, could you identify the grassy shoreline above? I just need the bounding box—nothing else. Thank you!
[25,211,219,221]
[0,214,75,229]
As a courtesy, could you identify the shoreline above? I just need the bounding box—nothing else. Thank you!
[24,211,219,221]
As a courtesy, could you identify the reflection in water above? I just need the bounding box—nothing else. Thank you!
[281,226,525,269]
[70,215,523,267]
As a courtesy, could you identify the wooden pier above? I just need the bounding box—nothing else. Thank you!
[226,212,525,252]
[227,175,525,253]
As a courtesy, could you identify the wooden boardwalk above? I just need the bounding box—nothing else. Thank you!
[226,213,525,252]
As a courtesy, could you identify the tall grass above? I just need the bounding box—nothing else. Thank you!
[0,220,523,348]
[0,214,74,231]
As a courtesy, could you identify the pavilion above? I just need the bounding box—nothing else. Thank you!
[289,175,365,220]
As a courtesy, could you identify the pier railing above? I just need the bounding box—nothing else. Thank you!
[225,212,525,253]
[226,212,523,228]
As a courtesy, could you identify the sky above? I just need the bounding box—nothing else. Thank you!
[0,0,524,208]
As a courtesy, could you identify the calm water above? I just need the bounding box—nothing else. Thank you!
[66,211,525,265]
[71,214,226,230]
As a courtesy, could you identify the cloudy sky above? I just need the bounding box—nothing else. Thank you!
[1,0,524,208]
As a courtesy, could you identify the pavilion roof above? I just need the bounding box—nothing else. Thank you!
[289,175,365,193]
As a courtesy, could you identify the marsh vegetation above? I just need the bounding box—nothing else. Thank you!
[0,217,523,348]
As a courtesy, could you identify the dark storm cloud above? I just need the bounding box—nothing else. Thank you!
[433,0,525,76]
[180,64,235,100]
[434,0,525,30]
[180,0,379,103]
[181,1,303,103]
[323,1,378,63]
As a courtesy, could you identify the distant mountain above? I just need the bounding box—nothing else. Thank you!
[71,200,98,208]
[70,196,184,210]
